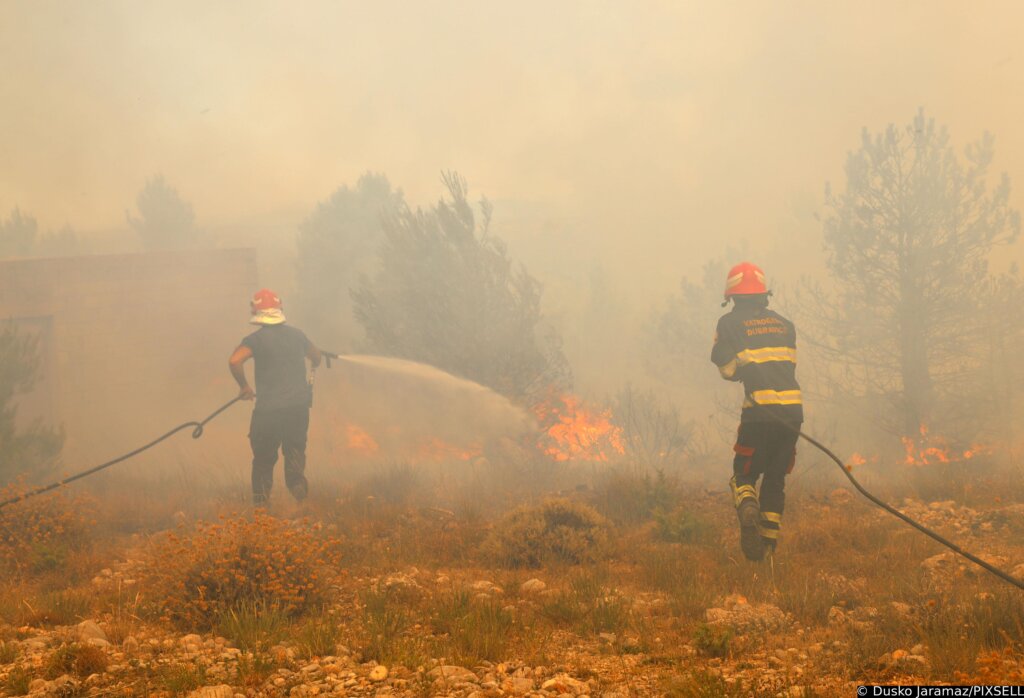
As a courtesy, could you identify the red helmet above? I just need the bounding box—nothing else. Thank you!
[250,288,282,312]
[724,262,768,298]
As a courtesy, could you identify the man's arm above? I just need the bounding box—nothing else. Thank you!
[228,345,255,400]
[710,319,742,382]
[305,338,322,369]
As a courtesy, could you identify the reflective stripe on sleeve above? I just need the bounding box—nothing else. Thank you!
[750,389,803,406]
[736,346,797,366]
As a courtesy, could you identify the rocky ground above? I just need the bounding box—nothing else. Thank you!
[3,485,1024,697]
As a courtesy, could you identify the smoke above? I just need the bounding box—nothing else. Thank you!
[2,1,1024,492]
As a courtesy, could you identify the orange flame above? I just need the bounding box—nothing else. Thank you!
[415,437,479,462]
[345,424,379,454]
[533,393,625,462]
[901,423,990,466]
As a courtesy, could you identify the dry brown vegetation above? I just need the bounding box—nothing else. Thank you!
[1,456,1024,696]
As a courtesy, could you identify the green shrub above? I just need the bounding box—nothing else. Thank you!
[43,642,108,678]
[654,506,711,544]
[483,498,609,568]
[692,623,731,658]
[3,666,32,695]
[594,468,680,524]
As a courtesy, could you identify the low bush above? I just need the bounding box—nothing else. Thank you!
[653,506,712,544]
[43,642,108,678]
[594,468,680,525]
[138,511,342,629]
[3,666,32,695]
[483,497,609,568]
[0,488,94,579]
[692,623,732,658]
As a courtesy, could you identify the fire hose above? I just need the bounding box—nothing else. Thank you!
[5,358,1021,593]
[763,409,1024,591]
[0,352,347,511]
[0,351,347,511]
[0,397,242,512]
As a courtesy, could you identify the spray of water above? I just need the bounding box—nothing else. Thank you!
[309,355,537,461]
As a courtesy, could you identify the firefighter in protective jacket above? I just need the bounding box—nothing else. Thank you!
[710,262,802,561]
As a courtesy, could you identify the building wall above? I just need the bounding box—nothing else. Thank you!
[0,248,258,468]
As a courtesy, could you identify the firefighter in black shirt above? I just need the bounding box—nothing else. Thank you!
[711,262,802,561]
[229,289,322,506]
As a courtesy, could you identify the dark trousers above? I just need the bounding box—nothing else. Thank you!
[249,405,310,505]
[731,421,799,542]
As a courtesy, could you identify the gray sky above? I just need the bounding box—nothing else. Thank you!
[2,1,1023,288]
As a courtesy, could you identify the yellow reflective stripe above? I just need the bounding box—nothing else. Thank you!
[758,526,780,539]
[719,359,738,379]
[751,389,802,406]
[736,346,797,366]
[729,478,757,505]
[760,511,782,524]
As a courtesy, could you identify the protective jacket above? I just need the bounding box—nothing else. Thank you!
[711,302,803,424]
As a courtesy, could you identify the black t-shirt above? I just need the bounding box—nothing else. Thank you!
[710,305,803,424]
[241,325,313,412]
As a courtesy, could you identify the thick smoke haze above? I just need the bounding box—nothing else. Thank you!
[2,1,1024,472]
[3,1,1024,293]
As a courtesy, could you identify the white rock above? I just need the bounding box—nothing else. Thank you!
[369,664,389,681]
[429,665,478,683]
[520,578,546,594]
[541,675,589,694]
[180,633,203,647]
[187,686,234,698]
[508,676,534,694]
[76,620,108,644]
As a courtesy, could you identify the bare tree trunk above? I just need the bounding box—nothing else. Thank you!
[898,291,933,434]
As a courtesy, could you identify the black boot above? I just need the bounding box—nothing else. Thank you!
[737,498,765,562]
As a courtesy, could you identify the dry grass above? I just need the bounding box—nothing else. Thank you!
[2,458,1023,694]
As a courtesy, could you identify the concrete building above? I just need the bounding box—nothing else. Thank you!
[0,248,258,471]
